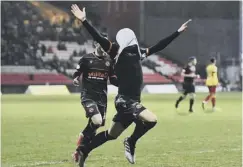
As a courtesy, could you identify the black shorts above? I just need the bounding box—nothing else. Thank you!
[82,100,107,126]
[183,83,195,94]
[112,95,146,128]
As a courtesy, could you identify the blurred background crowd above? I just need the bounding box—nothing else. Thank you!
[1,1,242,92]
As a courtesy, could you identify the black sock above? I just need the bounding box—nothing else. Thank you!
[176,96,185,106]
[81,130,115,155]
[81,122,99,145]
[189,98,194,110]
[129,121,157,145]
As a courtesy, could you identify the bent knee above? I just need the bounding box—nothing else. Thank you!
[91,114,103,126]
[189,93,195,99]
[152,114,158,122]
[139,109,157,122]
[149,112,157,122]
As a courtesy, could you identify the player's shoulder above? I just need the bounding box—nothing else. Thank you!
[104,55,115,66]
[207,64,212,69]
[213,64,217,69]
[80,53,96,60]
[184,64,189,70]
[85,53,96,58]
[208,64,217,69]
[80,53,89,59]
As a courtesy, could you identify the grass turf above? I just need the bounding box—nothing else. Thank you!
[1,93,242,167]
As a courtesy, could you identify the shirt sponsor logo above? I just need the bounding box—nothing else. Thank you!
[88,72,108,80]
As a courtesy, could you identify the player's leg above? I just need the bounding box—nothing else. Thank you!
[202,86,213,109]
[210,86,217,110]
[129,108,157,144]
[78,115,102,144]
[76,96,134,167]
[77,119,133,167]
[175,84,188,108]
[188,93,195,112]
[73,101,103,163]
[81,119,132,154]
[188,84,195,112]
[124,103,157,164]
[80,101,103,145]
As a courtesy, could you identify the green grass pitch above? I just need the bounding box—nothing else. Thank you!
[1,93,242,167]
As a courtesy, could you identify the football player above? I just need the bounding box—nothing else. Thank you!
[72,37,118,162]
[202,57,219,111]
[175,57,200,112]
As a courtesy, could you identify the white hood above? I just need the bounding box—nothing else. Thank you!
[115,28,141,62]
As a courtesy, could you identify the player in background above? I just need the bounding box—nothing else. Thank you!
[175,57,200,112]
[72,39,118,162]
[71,4,190,167]
[202,57,219,111]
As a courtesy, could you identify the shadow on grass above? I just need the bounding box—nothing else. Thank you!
[175,109,191,116]
[203,109,214,114]
[203,108,221,114]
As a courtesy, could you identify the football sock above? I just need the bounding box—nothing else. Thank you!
[189,98,194,110]
[76,133,84,146]
[129,121,157,145]
[82,130,115,155]
[81,122,98,145]
[212,97,216,107]
[176,96,185,107]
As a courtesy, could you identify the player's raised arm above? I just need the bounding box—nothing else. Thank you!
[71,4,112,52]
[145,19,192,57]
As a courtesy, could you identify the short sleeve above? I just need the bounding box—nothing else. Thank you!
[213,66,217,72]
[73,56,85,79]
[76,57,85,72]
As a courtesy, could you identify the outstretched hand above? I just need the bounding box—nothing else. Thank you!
[71,4,86,21]
[178,19,192,33]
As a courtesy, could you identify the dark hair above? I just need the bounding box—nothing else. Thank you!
[210,57,216,63]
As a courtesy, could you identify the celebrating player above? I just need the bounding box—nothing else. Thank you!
[175,57,200,112]
[202,57,219,111]
[71,4,190,167]
[72,38,118,162]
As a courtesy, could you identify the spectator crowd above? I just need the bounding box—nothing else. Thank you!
[1,1,94,76]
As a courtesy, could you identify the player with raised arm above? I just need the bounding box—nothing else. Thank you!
[71,4,190,167]
[202,57,219,111]
[175,57,200,112]
[72,39,118,163]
